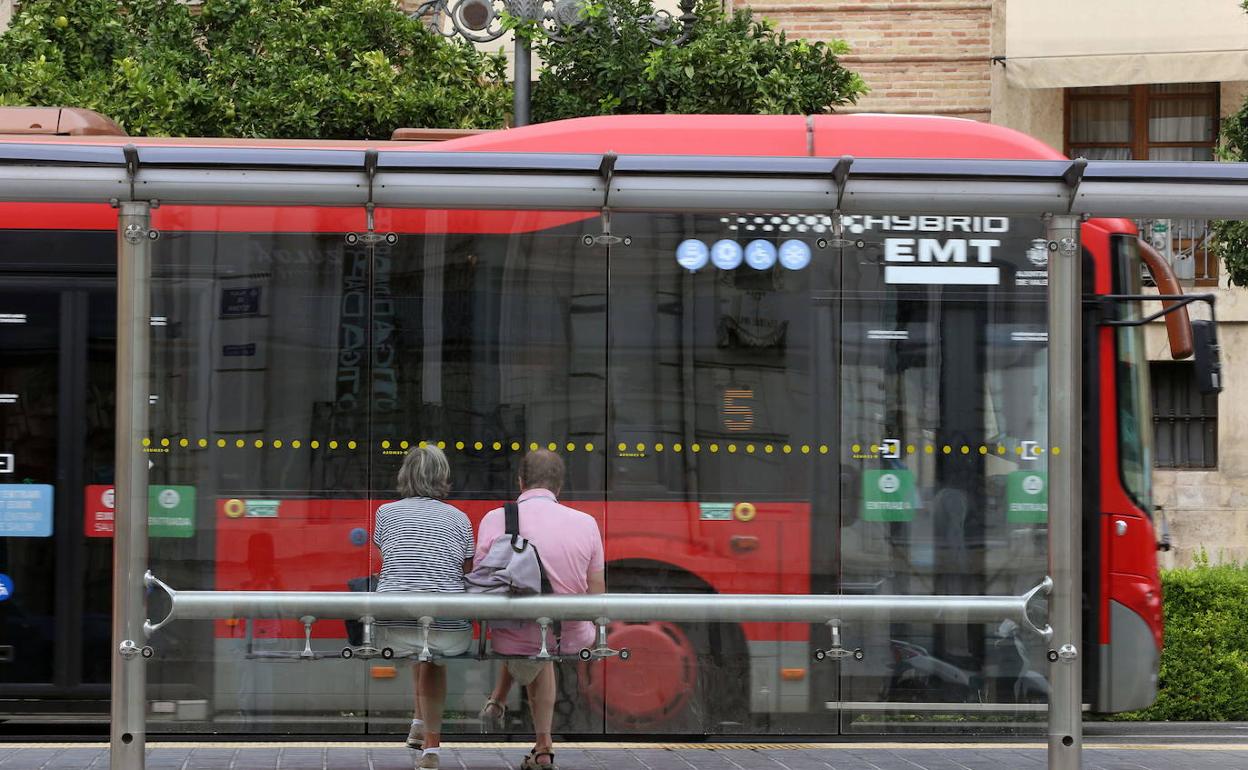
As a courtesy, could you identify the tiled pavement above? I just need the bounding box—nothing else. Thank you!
[2,743,1248,770]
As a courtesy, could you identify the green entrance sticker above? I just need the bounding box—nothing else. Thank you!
[862,469,915,522]
[699,503,733,521]
[148,485,196,538]
[1007,471,1048,523]
[244,499,281,518]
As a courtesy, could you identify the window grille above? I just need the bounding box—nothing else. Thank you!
[1151,361,1217,469]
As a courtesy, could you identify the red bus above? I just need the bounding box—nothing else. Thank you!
[0,110,1189,736]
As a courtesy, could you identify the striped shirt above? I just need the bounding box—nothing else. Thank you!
[373,497,474,631]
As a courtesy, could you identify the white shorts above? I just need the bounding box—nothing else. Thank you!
[379,626,472,662]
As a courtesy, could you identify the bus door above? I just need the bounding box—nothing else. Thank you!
[834,214,1053,733]
[0,268,116,713]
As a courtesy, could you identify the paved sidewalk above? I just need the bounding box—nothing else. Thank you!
[3,742,1248,770]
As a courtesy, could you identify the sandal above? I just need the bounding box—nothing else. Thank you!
[521,750,557,770]
[478,697,506,732]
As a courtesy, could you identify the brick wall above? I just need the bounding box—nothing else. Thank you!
[747,1,994,120]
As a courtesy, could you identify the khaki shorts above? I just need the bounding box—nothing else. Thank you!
[379,626,472,663]
[505,658,552,686]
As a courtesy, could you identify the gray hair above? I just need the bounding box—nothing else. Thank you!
[397,443,451,499]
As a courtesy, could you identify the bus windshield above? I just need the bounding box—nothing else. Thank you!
[1115,236,1155,513]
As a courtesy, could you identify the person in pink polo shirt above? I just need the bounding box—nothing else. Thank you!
[474,449,604,770]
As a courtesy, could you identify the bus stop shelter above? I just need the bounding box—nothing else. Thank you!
[1,144,1246,769]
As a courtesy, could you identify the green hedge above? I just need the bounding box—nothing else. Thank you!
[1114,557,1248,720]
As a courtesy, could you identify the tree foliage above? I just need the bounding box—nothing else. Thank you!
[0,0,511,138]
[530,0,866,122]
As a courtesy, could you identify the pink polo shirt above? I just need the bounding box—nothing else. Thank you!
[475,488,605,656]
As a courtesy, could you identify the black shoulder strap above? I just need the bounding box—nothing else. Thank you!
[504,501,520,536]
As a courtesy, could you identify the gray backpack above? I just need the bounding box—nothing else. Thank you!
[465,501,553,599]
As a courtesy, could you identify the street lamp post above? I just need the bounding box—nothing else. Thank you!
[412,0,698,127]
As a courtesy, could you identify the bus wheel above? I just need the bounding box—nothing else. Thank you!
[581,565,750,734]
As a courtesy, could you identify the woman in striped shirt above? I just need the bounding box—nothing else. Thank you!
[373,444,474,769]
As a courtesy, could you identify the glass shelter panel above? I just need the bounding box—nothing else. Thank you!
[362,208,609,736]
[135,206,1058,737]
[838,214,1053,733]
[145,210,373,733]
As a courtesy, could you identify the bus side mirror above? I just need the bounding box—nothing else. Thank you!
[1191,319,1222,394]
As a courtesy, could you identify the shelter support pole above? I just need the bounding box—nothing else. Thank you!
[110,201,152,770]
[1046,214,1082,770]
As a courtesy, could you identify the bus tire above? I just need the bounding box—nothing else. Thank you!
[584,563,750,734]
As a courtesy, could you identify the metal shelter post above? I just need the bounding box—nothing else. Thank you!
[111,201,152,770]
[1046,214,1082,770]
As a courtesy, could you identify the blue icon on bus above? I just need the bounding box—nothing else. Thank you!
[778,239,812,270]
[349,527,368,546]
[0,573,11,602]
[711,239,743,270]
[745,240,778,270]
[675,239,710,271]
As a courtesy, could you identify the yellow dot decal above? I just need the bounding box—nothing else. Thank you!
[1052,446,1061,455]
[978,445,987,455]
[764,445,773,454]
[474,441,483,451]
[292,440,301,449]
[819,445,829,454]
[235,439,245,448]
[142,438,151,447]
[1015,446,1024,455]
[273,440,283,449]
[906,445,915,454]
[801,445,811,454]
[733,502,757,523]
[348,441,357,450]
[655,443,664,452]
[179,438,189,447]
[869,444,878,453]
[382,440,391,449]
[311,440,320,449]
[401,441,410,450]
[727,444,737,453]
[925,445,934,454]
[636,443,645,452]
[437,441,447,449]
[224,499,245,519]
[493,442,502,451]
[566,442,576,452]
[161,438,170,447]
[960,445,969,455]
[746,444,755,454]
[254,439,264,448]
[618,442,627,452]
[530,442,539,451]
[330,441,339,449]
[198,439,208,448]
[942,445,952,454]
[851,443,861,453]
[512,442,521,451]
[672,443,681,452]
[585,443,595,452]
[997,445,1006,455]
[692,443,701,453]
[783,445,792,454]
[455,441,464,450]
[548,442,557,451]
[710,444,719,453]
[418,440,428,448]
[217,439,226,448]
